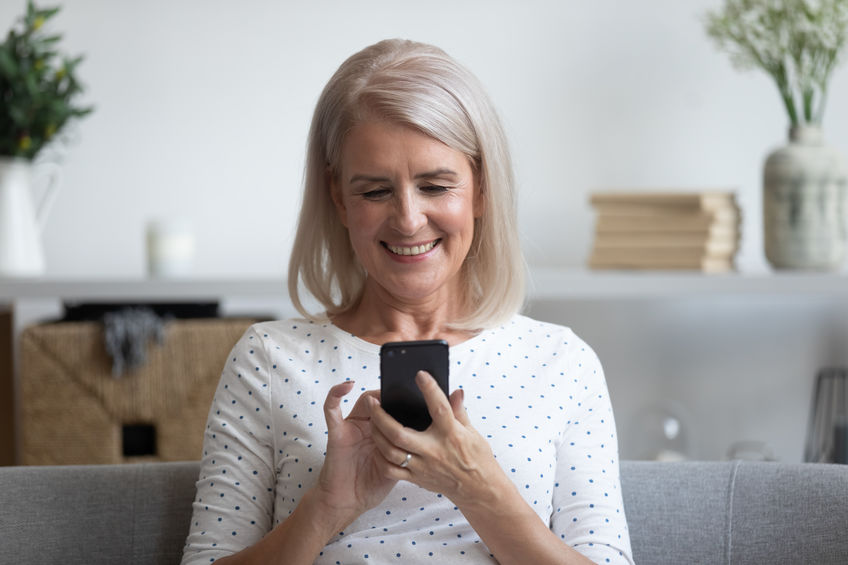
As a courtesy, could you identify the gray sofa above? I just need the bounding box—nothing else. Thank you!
[1,460,846,564]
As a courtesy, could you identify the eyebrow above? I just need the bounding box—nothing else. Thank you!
[348,168,458,184]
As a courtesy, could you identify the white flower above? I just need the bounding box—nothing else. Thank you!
[706,0,848,124]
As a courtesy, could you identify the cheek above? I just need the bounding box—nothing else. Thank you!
[345,204,382,239]
[441,197,477,234]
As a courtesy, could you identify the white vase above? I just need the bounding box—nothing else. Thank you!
[0,157,61,277]
[763,125,848,270]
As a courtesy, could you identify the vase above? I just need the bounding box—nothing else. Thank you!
[0,157,61,277]
[763,125,848,270]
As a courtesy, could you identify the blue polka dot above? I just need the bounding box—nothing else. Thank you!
[185,318,630,562]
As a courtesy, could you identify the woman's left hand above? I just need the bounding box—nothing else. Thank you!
[369,372,594,565]
[367,371,506,507]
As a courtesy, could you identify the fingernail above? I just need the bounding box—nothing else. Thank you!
[415,371,430,385]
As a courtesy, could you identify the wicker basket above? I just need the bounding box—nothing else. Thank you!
[19,318,257,465]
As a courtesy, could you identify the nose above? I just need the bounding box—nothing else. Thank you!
[391,187,427,236]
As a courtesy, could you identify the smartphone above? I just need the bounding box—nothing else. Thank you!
[380,340,449,431]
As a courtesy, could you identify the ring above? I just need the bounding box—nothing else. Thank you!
[399,452,412,468]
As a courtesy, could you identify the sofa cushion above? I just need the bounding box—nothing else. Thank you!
[621,460,848,564]
[621,460,734,563]
[730,461,848,564]
[2,460,847,564]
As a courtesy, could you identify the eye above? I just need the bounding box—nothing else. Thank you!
[362,188,391,200]
[421,185,449,194]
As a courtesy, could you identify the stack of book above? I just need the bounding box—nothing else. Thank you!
[588,191,741,272]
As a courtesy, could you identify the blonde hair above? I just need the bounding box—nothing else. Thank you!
[288,39,525,331]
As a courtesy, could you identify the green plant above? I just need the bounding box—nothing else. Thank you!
[705,0,848,126]
[0,0,93,160]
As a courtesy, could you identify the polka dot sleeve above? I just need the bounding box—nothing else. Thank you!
[181,326,275,564]
[549,337,634,565]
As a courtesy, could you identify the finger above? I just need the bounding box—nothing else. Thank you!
[374,450,413,481]
[370,413,413,468]
[368,395,414,451]
[323,381,355,431]
[370,422,415,482]
[415,371,453,429]
[347,388,380,420]
[449,388,471,426]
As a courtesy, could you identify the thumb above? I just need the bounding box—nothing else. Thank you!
[449,388,470,425]
[323,381,355,432]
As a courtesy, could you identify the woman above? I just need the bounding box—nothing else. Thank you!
[182,39,633,565]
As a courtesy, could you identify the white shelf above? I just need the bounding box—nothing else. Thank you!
[0,278,286,302]
[529,268,848,299]
[2,269,848,303]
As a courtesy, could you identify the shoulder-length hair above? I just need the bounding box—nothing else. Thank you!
[288,38,525,331]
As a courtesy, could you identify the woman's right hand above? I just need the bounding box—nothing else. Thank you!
[213,382,396,565]
[310,381,397,528]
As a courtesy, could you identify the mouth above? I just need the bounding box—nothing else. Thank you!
[383,239,440,256]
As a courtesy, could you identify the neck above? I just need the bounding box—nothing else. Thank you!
[331,278,476,346]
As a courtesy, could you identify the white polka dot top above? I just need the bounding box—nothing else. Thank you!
[181,315,633,564]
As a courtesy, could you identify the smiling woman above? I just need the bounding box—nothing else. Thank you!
[329,121,481,335]
[288,39,524,333]
[181,39,634,565]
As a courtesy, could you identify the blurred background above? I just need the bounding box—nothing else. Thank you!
[3,0,848,465]
[4,0,846,276]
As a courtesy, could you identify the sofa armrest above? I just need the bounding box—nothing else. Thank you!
[0,461,197,565]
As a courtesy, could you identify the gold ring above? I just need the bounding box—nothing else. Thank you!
[399,452,412,468]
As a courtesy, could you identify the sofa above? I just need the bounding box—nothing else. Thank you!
[0,460,846,564]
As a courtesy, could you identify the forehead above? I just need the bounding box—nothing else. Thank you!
[339,121,469,176]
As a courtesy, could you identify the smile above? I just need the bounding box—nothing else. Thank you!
[384,240,440,256]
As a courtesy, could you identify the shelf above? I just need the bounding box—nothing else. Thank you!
[0,278,287,302]
[529,268,848,299]
[3,269,848,303]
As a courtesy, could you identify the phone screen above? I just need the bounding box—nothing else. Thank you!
[380,340,449,431]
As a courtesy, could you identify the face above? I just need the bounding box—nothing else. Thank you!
[331,120,482,306]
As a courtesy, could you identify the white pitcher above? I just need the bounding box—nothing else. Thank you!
[0,157,61,277]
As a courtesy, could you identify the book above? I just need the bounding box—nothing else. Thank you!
[587,190,742,272]
[590,245,734,262]
[594,213,741,235]
[590,191,740,224]
[593,233,738,245]
[592,234,739,256]
[588,253,734,273]
[590,191,737,212]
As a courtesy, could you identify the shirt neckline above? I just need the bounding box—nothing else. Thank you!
[321,318,506,356]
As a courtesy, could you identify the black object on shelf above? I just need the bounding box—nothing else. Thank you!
[61,302,220,321]
[805,367,848,464]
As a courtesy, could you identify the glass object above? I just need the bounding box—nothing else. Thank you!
[805,367,848,464]
[146,219,195,278]
[632,404,689,461]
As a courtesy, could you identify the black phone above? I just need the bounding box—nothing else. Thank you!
[380,340,449,431]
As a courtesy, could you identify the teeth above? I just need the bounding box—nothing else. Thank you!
[388,240,437,256]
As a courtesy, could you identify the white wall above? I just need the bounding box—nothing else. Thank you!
[525,296,848,463]
[4,0,848,462]
[4,0,847,276]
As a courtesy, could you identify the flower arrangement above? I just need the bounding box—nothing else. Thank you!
[0,1,93,160]
[705,0,848,126]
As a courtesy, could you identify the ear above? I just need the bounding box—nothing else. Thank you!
[328,168,349,228]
